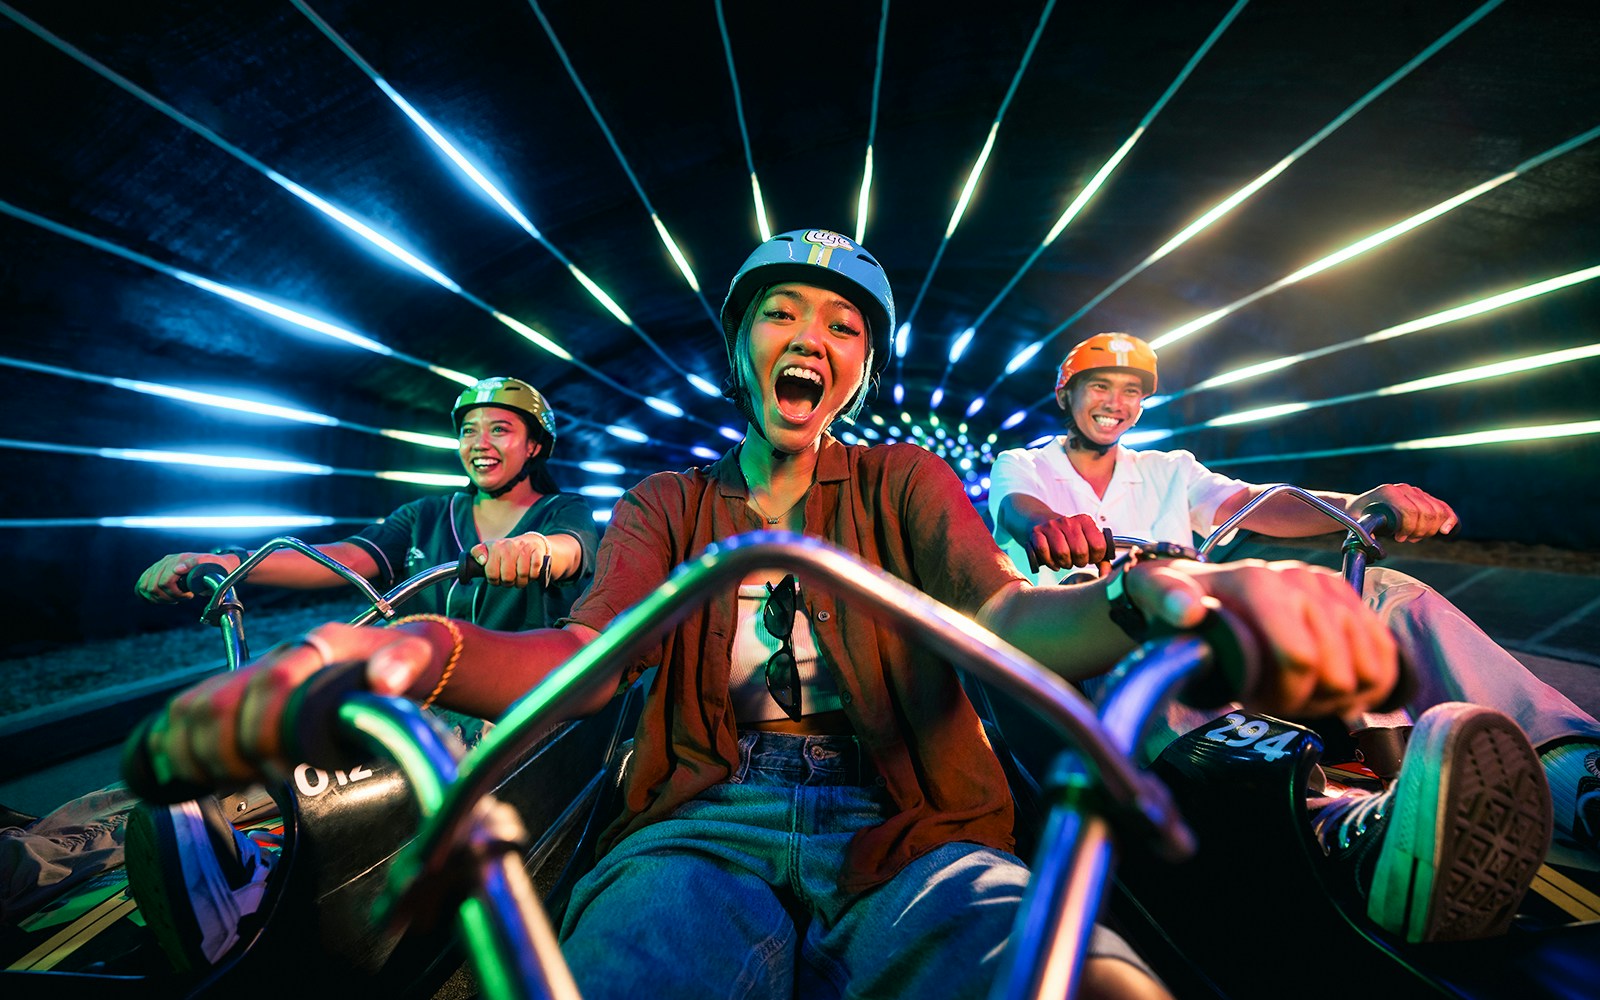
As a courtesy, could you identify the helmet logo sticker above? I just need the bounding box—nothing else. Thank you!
[1106,336,1137,357]
[804,229,854,250]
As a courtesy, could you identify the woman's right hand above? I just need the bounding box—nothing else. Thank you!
[135,622,441,791]
[135,551,239,604]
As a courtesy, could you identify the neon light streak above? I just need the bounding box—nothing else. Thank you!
[99,515,341,530]
[719,426,744,442]
[605,425,649,444]
[716,0,772,242]
[1001,411,1027,430]
[1027,434,1054,448]
[580,484,626,498]
[1194,345,1600,431]
[930,388,945,408]
[114,448,334,475]
[895,324,911,359]
[1006,342,1044,374]
[750,174,772,243]
[856,0,889,242]
[893,384,904,404]
[946,123,1000,239]
[267,173,460,292]
[1007,0,1508,379]
[380,429,458,450]
[897,0,1057,344]
[567,265,633,325]
[490,311,574,361]
[646,397,685,418]
[1150,121,1600,353]
[1120,429,1173,447]
[966,397,986,418]
[687,373,721,397]
[579,461,626,475]
[592,509,613,523]
[856,145,875,243]
[691,446,721,460]
[1042,128,1144,246]
[115,379,337,425]
[950,328,976,364]
[1175,264,1600,400]
[375,470,470,487]
[652,214,702,294]
[1209,420,1600,468]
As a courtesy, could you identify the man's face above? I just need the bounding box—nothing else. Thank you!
[1062,370,1145,448]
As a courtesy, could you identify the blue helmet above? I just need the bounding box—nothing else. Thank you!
[719,229,895,377]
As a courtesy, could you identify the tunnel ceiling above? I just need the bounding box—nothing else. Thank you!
[2,0,1599,632]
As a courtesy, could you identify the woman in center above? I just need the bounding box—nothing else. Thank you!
[145,229,1399,999]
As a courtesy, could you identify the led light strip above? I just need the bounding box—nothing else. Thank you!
[292,0,721,396]
[1150,344,1600,441]
[0,516,362,530]
[896,0,1059,373]
[856,0,891,243]
[523,0,721,334]
[6,7,710,419]
[989,0,1507,415]
[0,199,475,384]
[1148,123,1600,353]
[934,0,1250,411]
[1160,264,1600,404]
[715,0,772,241]
[1205,420,1600,468]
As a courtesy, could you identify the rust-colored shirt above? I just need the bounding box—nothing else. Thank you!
[566,436,1026,891]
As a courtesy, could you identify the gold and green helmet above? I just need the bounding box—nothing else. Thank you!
[452,377,557,451]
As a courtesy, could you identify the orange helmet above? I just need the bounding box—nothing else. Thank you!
[1055,333,1158,401]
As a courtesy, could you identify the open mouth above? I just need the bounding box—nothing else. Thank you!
[773,366,825,421]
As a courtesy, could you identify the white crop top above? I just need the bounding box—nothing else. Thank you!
[728,580,842,723]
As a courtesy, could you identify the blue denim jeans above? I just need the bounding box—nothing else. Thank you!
[557,731,1030,1000]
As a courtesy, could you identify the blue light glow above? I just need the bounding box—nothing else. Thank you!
[687,373,722,396]
[949,328,976,364]
[719,426,744,442]
[579,461,626,475]
[930,388,944,408]
[691,446,721,460]
[895,323,910,358]
[1001,410,1027,430]
[605,425,649,444]
[646,397,684,417]
[966,397,985,417]
[580,484,626,498]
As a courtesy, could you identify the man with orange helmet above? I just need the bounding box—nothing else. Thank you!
[989,333,1599,943]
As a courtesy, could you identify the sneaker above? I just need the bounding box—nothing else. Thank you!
[1308,702,1551,943]
[1575,751,1600,850]
[124,796,277,972]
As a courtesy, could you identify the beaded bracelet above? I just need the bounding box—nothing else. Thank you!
[388,613,464,710]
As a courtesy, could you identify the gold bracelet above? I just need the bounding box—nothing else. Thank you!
[388,613,464,710]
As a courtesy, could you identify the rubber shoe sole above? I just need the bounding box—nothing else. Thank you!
[1366,702,1552,943]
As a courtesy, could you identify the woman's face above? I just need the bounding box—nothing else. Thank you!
[746,282,869,454]
[458,405,539,491]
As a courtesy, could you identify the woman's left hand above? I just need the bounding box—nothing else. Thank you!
[473,532,550,588]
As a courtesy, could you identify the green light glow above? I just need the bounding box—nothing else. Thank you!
[1152,173,1517,351]
[1209,420,1600,468]
[380,429,459,450]
[376,470,470,487]
[946,123,999,239]
[492,311,573,361]
[427,364,480,387]
[99,515,338,529]
[1179,264,1600,399]
[567,265,632,325]
[856,145,874,243]
[1180,344,1600,434]
[1044,128,1143,246]
[652,214,701,294]
[751,173,772,242]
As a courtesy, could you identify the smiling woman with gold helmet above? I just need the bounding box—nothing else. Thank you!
[135,376,597,644]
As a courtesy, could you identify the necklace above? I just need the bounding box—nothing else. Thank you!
[747,488,808,525]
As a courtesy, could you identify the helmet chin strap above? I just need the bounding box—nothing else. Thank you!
[1064,416,1116,457]
[479,458,532,499]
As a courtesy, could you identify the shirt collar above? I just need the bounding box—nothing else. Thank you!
[712,433,849,498]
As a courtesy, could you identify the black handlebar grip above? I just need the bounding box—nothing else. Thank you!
[278,659,375,769]
[183,561,233,600]
[456,550,485,582]
[120,713,219,804]
[1358,502,1398,539]
[1178,602,1265,708]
